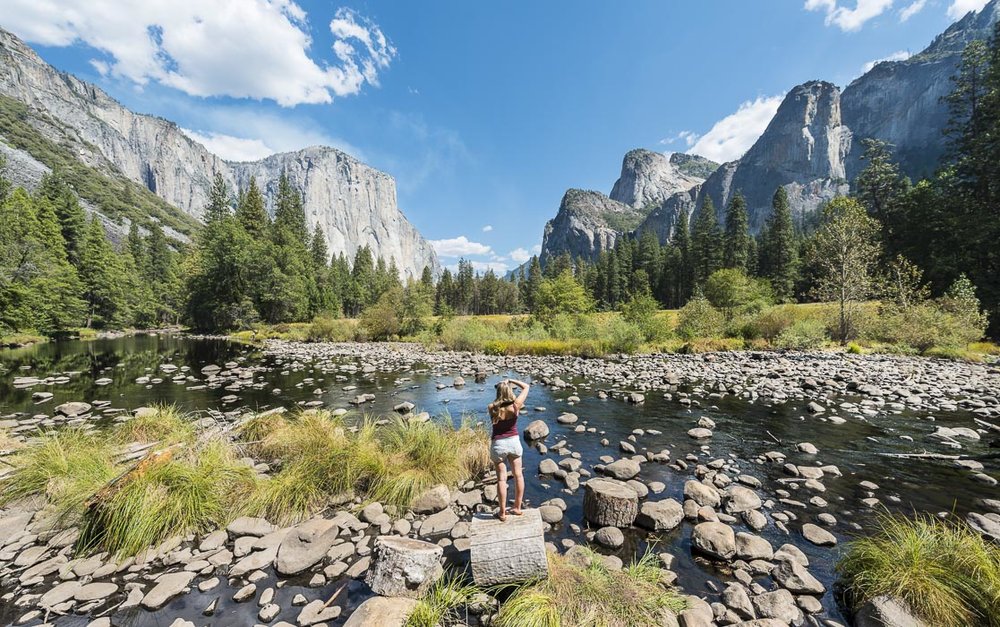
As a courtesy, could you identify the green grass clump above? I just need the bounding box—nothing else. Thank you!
[241,410,489,522]
[112,405,196,445]
[0,428,119,523]
[76,439,258,557]
[405,572,483,627]
[837,514,1000,627]
[496,549,686,627]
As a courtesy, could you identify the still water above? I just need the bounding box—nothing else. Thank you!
[2,334,997,625]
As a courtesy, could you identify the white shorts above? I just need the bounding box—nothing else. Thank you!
[490,435,523,464]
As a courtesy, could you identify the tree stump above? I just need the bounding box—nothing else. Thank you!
[365,536,443,598]
[583,478,639,527]
[469,508,548,586]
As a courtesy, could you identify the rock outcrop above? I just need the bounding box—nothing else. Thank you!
[609,149,705,209]
[0,27,438,278]
[540,189,644,263]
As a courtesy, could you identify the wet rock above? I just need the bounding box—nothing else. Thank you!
[141,571,196,609]
[801,523,837,547]
[734,532,773,561]
[751,589,803,624]
[603,458,640,480]
[233,583,257,602]
[539,458,559,474]
[635,499,684,531]
[55,401,91,417]
[773,543,809,566]
[722,583,756,620]
[771,559,825,594]
[684,480,722,508]
[227,516,276,538]
[556,413,578,424]
[524,420,550,440]
[539,505,564,524]
[297,599,342,625]
[687,427,713,439]
[724,486,762,514]
[692,522,736,560]
[594,526,625,548]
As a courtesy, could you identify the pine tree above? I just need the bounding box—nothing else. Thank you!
[855,139,909,251]
[237,176,270,236]
[38,174,87,267]
[205,172,231,223]
[760,187,798,301]
[691,196,722,287]
[524,256,542,311]
[671,208,694,304]
[126,221,144,264]
[78,217,128,328]
[274,172,308,245]
[723,191,751,271]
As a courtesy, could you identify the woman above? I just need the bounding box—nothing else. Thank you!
[487,378,530,521]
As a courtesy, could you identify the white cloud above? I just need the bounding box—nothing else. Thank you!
[899,0,927,21]
[805,0,894,31]
[444,260,509,274]
[861,50,912,73]
[482,225,493,232]
[947,0,990,20]
[509,247,531,264]
[659,130,700,148]
[2,2,395,106]
[687,95,784,163]
[429,236,493,258]
[177,106,362,162]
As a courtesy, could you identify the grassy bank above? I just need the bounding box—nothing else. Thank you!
[837,514,1000,627]
[232,302,999,361]
[0,406,489,557]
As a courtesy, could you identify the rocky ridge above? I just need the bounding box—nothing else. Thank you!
[0,27,438,278]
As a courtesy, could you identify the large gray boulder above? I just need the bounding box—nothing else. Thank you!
[523,419,550,440]
[691,522,736,560]
[854,595,929,627]
[343,596,420,627]
[635,499,683,531]
[275,518,341,576]
[365,536,444,598]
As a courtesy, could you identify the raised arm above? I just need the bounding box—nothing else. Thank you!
[508,378,530,408]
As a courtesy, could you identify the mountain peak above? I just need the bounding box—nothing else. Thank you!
[609,148,705,209]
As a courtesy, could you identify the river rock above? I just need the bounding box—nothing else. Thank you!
[365,536,444,598]
[583,478,639,527]
[801,523,837,546]
[141,571,196,609]
[594,526,625,548]
[722,583,755,620]
[275,517,341,576]
[55,401,91,417]
[854,595,929,627]
[692,522,736,560]
[687,427,713,439]
[297,599,342,625]
[524,420,550,440]
[420,507,459,537]
[734,532,773,561]
[343,596,419,627]
[557,413,578,424]
[412,485,450,514]
[603,458,640,480]
[684,480,721,508]
[723,486,762,514]
[635,499,683,531]
[227,516,276,538]
[751,589,803,623]
[771,559,825,595]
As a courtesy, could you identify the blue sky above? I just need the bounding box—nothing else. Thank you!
[2,0,990,272]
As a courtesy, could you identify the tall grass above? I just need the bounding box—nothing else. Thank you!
[242,410,490,523]
[837,514,1000,627]
[0,428,119,523]
[405,571,482,627]
[76,439,258,557]
[496,548,686,627]
[113,405,196,445]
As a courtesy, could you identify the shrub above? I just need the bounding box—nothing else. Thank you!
[751,305,798,341]
[622,293,670,342]
[406,572,482,627]
[359,286,404,341]
[603,317,644,354]
[496,548,686,627]
[438,318,499,352]
[307,316,358,342]
[533,269,594,330]
[837,514,1000,627]
[773,318,828,350]
[677,296,725,339]
[112,405,195,445]
[704,268,773,320]
[877,303,984,354]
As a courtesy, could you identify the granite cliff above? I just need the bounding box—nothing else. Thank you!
[0,27,438,278]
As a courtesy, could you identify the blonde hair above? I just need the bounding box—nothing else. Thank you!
[488,380,516,424]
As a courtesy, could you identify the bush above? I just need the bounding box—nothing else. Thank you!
[751,305,798,341]
[677,296,725,339]
[773,318,828,350]
[837,514,1000,627]
[307,316,358,342]
[704,268,773,320]
[533,270,594,330]
[621,293,670,342]
[438,318,500,352]
[876,303,985,354]
[359,286,403,341]
[603,317,645,353]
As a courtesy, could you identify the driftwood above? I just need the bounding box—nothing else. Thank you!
[85,444,181,509]
[878,451,962,460]
[974,417,1000,433]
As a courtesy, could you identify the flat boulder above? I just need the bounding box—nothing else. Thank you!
[412,485,450,514]
[420,507,459,537]
[343,596,419,627]
[692,522,736,560]
[603,458,640,481]
[227,516,275,538]
[275,518,341,576]
[854,595,929,627]
[141,571,196,609]
[771,559,825,595]
[55,401,91,417]
[635,499,683,531]
[802,523,837,547]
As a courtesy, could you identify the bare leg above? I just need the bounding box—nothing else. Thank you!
[510,456,525,515]
[495,461,508,520]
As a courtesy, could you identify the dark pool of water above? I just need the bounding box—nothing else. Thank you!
[2,335,997,626]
